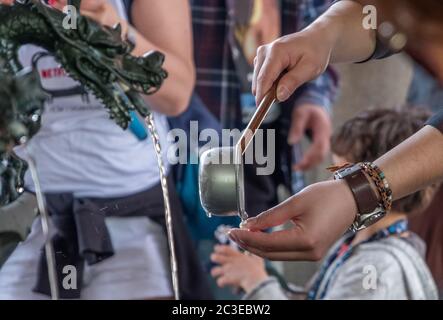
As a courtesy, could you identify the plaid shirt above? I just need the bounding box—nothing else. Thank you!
[192,0,339,128]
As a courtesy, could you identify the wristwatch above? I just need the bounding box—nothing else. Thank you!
[334,164,387,232]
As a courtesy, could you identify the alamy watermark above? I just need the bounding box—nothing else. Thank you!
[362,264,378,290]
[62,5,78,30]
[362,5,378,30]
[166,123,276,176]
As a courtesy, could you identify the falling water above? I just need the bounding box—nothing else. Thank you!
[145,113,180,300]
[24,148,59,300]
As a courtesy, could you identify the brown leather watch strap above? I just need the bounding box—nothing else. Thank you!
[341,165,379,214]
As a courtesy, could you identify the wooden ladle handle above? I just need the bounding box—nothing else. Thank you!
[236,82,278,155]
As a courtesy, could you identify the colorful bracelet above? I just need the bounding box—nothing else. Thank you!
[359,162,393,212]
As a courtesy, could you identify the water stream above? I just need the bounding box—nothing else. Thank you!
[145,114,180,300]
[24,147,59,300]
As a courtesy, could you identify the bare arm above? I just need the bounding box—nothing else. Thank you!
[252,0,376,104]
[129,0,195,116]
[376,125,443,200]
[312,0,376,63]
[54,0,195,116]
[230,125,443,261]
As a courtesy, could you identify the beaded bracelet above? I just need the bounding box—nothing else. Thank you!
[327,162,392,232]
[359,162,393,212]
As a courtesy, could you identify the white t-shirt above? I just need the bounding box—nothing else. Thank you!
[14,0,170,198]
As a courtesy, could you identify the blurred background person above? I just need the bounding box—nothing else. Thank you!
[187,0,338,298]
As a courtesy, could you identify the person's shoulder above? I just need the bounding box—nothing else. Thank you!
[346,242,402,273]
[348,235,427,278]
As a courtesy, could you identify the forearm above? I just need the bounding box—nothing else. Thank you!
[375,125,443,200]
[129,0,195,116]
[130,29,195,116]
[307,0,376,63]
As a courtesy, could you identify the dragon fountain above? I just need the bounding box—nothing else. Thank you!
[0,0,179,299]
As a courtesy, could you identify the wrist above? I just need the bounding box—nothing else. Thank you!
[306,16,341,58]
[331,163,391,231]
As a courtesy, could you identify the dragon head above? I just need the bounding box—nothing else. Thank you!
[0,63,46,205]
[0,65,46,155]
[26,0,169,127]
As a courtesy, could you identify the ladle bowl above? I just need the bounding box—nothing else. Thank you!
[198,146,246,219]
[198,83,277,221]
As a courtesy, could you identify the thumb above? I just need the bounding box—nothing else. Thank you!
[241,196,299,231]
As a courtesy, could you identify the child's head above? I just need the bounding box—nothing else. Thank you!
[331,108,432,214]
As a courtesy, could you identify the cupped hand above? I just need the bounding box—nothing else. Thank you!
[229,180,357,261]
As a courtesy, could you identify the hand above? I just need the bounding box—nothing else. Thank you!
[229,180,357,261]
[252,27,334,105]
[210,245,269,293]
[289,104,332,171]
[243,0,281,65]
[0,0,14,5]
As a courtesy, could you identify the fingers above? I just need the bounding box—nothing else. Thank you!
[252,46,267,97]
[240,196,300,231]
[210,252,232,265]
[213,245,239,256]
[229,227,325,261]
[216,276,232,288]
[288,107,309,145]
[293,106,331,171]
[293,139,329,171]
[253,42,292,104]
[242,246,321,261]
[253,41,323,105]
[210,266,224,278]
[229,227,315,253]
[276,57,321,102]
[210,267,237,288]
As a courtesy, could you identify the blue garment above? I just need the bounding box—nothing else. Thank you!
[408,63,443,114]
[168,94,239,241]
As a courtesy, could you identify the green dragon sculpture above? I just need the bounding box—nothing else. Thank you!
[0,65,47,205]
[0,0,168,205]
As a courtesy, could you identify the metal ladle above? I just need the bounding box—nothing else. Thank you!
[199,83,278,220]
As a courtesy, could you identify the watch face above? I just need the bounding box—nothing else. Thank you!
[335,164,361,179]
